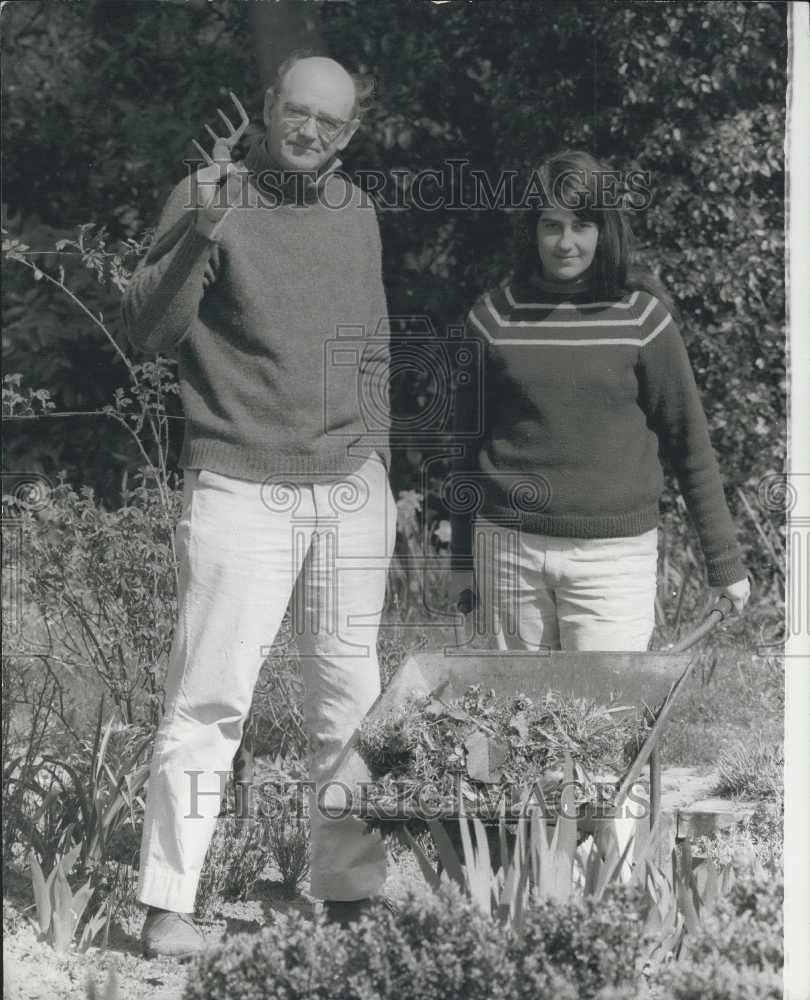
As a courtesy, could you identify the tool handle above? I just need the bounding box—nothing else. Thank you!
[616,596,734,809]
[667,595,733,654]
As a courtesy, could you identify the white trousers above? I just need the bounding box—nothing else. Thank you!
[473,520,659,869]
[474,519,659,652]
[138,455,396,911]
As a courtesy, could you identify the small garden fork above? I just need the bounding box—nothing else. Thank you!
[191,91,250,169]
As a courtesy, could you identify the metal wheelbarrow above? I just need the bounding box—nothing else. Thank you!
[324,597,733,840]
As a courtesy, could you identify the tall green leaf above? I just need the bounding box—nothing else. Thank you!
[29,852,52,934]
[49,861,75,951]
[426,820,466,890]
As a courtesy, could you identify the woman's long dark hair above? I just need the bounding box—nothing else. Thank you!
[512,150,680,318]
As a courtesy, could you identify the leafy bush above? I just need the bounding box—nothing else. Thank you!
[715,737,783,801]
[86,967,121,1000]
[185,879,656,1000]
[692,801,783,883]
[4,702,149,873]
[2,658,65,866]
[29,843,96,952]
[512,887,650,1000]
[266,803,310,900]
[195,813,275,921]
[43,706,150,870]
[184,885,580,1000]
[659,965,782,1000]
[346,884,524,1000]
[10,705,149,953]
[185,875,782,1000]
[657,877,783,1000]
[184,908,351,1000]
[194,772,312,917]
[12,476,180,729]
[28,841,135,954]
[683,877,783,973]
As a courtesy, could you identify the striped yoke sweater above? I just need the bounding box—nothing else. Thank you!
[451,275,746,587]
[121,138,390,482]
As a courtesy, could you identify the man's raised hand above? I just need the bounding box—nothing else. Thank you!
[192,91,250,228]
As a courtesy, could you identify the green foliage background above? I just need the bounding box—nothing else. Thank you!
[2,0,787,585]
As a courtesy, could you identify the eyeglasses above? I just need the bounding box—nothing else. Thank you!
[281,102,350,145]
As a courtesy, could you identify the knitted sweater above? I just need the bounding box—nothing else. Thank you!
[121,138,390,481]
[450,274,746,587]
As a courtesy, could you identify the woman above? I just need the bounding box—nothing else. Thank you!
[449,150,749,652]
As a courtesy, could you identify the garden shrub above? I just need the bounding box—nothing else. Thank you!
[657,876,783,1000]
[511,886,650,1000]
[183,883,654,1000]
[14,478,180,729]
[185,886,519,1000]
[184,909,350,1000]
[683,876,783,973]
[266,804,310,900]
[715,738,783,801]
[343,885,524,1000]
[659,964,782,1000]
[194,814,275,921]
[2,661,66,867]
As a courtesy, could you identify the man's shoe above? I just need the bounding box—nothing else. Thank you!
[141,907,205,960]
[324,896,398,928]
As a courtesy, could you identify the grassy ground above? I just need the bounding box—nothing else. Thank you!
[659,647,783,768]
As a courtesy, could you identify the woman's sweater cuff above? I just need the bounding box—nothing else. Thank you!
[706,555,748,588]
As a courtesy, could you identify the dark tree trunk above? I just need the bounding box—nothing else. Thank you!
[248,1,324,92]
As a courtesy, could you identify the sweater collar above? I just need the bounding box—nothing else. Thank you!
[244,136,342,205]
[510,269,592,302]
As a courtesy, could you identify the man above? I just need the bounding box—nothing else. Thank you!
[122,54,394,959]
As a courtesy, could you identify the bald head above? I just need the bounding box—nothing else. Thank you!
[281,57,358,118]
[263,55,361,172]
